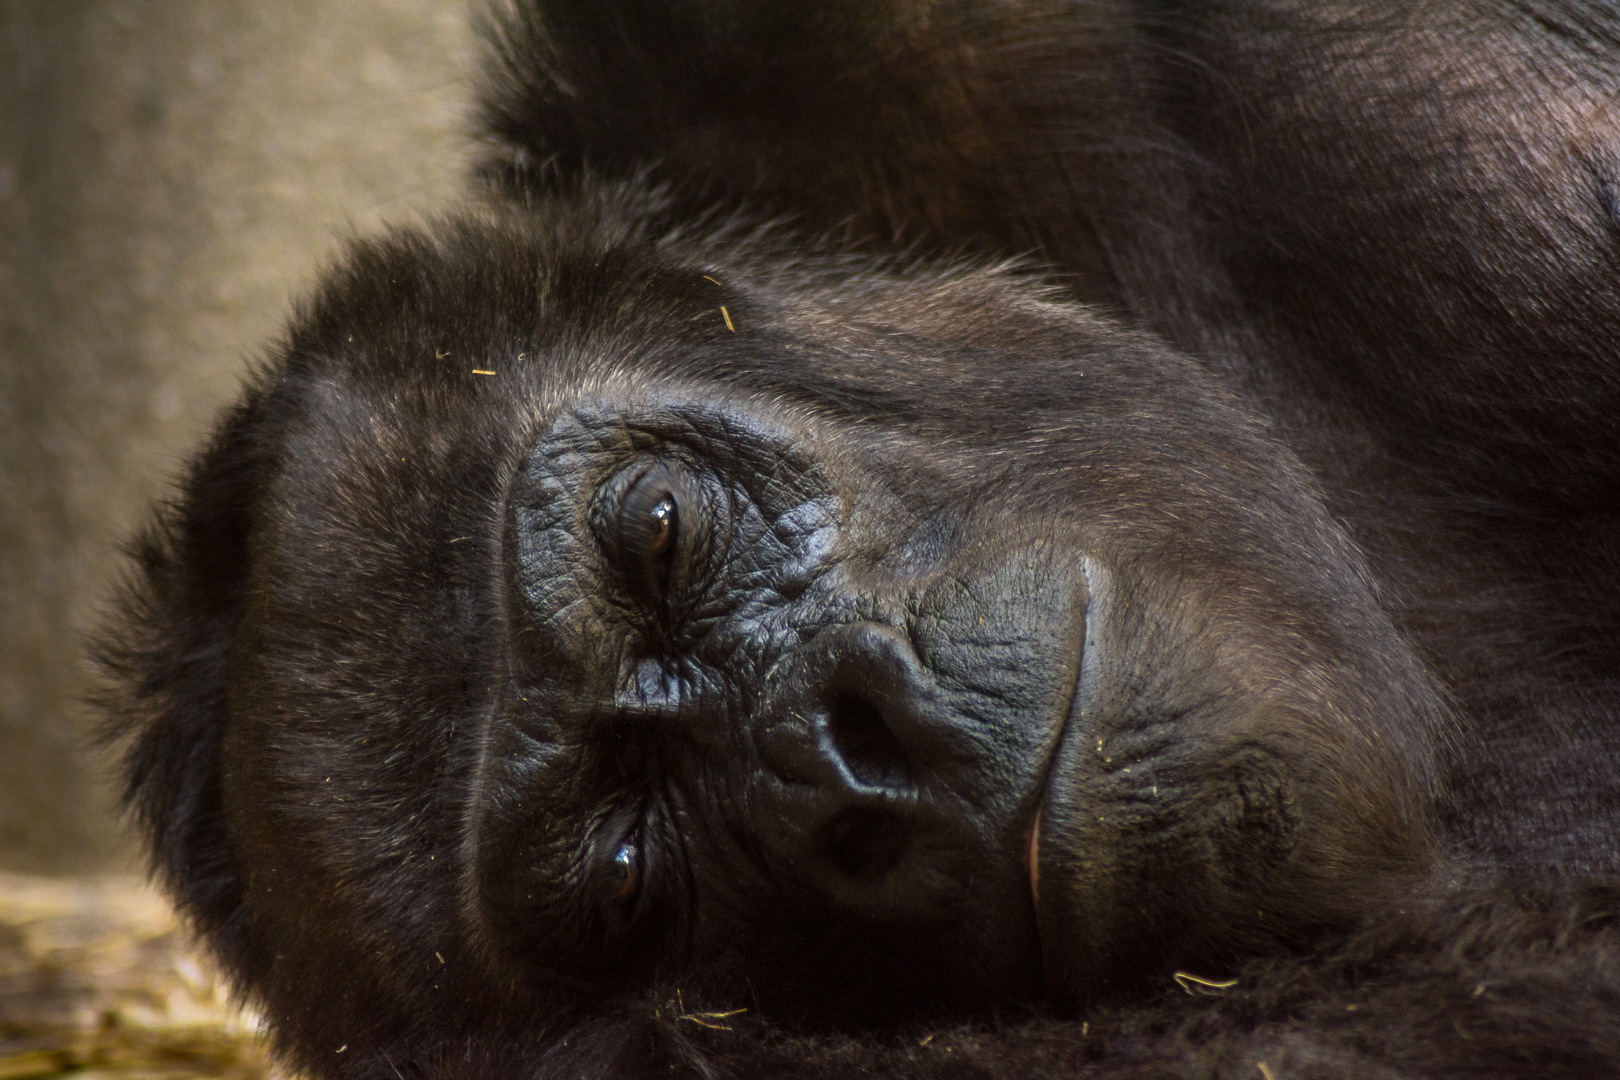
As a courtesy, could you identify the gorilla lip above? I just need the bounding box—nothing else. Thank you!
[1026,810,1042,904]
[1025,565,1093,929]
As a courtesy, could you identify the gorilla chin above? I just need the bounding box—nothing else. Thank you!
[109,189,1444,1069]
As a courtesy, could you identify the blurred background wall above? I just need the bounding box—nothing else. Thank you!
[0,1,476,874]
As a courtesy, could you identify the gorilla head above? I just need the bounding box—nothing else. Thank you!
[101,1,1620,1076]
[104,187,1444,1070]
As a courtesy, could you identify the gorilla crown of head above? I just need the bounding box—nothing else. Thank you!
[100,2,1620,1078]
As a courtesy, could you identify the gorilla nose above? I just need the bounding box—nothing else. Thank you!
[756,622,947,878]
[759,622,931,791]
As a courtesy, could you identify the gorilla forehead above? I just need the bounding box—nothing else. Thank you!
[273,198,1334,541]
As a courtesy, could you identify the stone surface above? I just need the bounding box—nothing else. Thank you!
[0,1,476,872]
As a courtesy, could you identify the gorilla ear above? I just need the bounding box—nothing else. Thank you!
[94,385,270,971]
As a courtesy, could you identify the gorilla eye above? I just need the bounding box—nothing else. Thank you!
[613,463,695,602]
[609,842,641,902]
[638,494,678,559]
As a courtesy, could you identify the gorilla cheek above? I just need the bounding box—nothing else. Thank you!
[1030,560,1438,1004]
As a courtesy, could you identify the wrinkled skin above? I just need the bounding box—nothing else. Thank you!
[101,2,1620,1078]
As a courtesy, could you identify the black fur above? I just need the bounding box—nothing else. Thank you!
[99,1,1620,1077]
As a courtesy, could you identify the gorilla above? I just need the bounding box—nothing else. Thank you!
[100,1,1620,1077]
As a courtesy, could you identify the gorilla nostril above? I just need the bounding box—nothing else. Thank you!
[825,691,912,790]
[822,805,910,878]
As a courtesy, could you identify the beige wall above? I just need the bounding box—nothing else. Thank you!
[0,1,476,872]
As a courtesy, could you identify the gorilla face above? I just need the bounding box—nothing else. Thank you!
[169,197,1443,1047]
[481,388,1074,1013]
